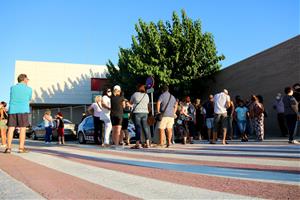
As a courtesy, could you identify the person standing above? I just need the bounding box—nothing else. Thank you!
[101,88,112,147]
[156,85,177,148]
[88,95,103,145]
[226,100,235,140]
[110,85,125,147]
[121,99,131,146]
[56,112,65,145]
[0,101,8,148]
[130,84,151,149]
[203,95,214,142]
[273,93,288,137]
[249,95,265,142]
[212,89,231,145]
[43,110,53,144]
[235,100,249,142]
[180,96,196,144]
[194,99,206,140]
[4,74,32,153]
[282,86,300,144]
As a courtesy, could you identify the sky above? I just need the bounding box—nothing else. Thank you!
[0,0,299,103]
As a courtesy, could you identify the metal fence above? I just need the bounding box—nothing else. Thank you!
[31,105,88,126]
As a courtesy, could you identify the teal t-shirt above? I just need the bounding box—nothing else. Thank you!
[9,83,32,114]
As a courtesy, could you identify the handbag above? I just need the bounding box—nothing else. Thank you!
[129,93,146,120]
[156,94,172,121]
[147,115,156,126]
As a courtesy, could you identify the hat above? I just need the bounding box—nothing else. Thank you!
[57,112,63,117]
[113,85,121,91]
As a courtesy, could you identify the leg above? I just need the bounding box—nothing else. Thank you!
[158,128,165,145]
[6,127,15,149]
[222,128,227,145]
[166,128,173,147]
[19,127,26,149]
[1,128,7,146]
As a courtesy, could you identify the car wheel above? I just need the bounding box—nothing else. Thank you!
[78,132,86,144]
[31,132,37,140]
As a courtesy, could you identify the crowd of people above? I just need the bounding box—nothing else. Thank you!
[0,73,299,153]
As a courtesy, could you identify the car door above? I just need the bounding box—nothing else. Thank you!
[83,117,94,142]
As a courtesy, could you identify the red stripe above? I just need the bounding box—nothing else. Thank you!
[0,154,138,200]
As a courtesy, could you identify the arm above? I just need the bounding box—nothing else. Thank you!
[101,96,111,110]
[156,100,161,114]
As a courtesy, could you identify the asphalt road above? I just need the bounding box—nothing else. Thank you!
[0,138,299,199]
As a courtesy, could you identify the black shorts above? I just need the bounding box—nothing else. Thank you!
[7,113,30,127]
[111,116,123,126]
[122,118,129,130]
[213,113,228,132]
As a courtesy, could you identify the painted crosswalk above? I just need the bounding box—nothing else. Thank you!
[0,141,299,199]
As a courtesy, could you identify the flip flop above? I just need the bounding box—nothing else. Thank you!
[3,148,11,154]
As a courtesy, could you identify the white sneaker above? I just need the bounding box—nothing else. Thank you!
[0,144,7,148]
[289,140,300,144]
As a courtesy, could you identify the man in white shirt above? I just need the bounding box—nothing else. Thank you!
[211,89,231,145]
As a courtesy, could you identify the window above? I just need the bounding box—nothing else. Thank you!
[91,78,108,91]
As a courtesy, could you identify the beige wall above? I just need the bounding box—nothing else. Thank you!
[203,35,300,137]
[15,60,108,105]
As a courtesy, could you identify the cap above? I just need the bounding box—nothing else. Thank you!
[113,85,121,91]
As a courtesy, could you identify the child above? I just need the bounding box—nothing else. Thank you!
[235,100,249,142]
[121,100,131,145]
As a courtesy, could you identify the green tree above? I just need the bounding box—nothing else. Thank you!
[106,9,224,97]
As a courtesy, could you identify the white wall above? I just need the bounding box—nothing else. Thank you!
[15,60,108,105]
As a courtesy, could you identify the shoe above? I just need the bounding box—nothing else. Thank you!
[18,148,29,153]
[130,145,141,149]
[0,144,7,148]
[3,148,11,154]
[289,140,300,144]
[190,141,194,144]
[209,141,216,144]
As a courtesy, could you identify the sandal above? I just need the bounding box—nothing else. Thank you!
[130,145,140,149]
[3,148,11,154]
[18,148,29,153]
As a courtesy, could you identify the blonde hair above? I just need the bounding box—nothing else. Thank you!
[94,95,102,103]
[113,89,121,96]
[44,109,51,115]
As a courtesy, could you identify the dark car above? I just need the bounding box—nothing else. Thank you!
[31,119,76,140]
[77,115,136,144]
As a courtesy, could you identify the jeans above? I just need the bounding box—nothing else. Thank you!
[237,120,247,133]
[133,113,151,141]
[285,114,297,141]
[45,126,52,142]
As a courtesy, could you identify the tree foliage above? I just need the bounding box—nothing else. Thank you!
[106,9,224,97]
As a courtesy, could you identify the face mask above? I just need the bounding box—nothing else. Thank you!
[107,92,112,96]
[276,96,281,100]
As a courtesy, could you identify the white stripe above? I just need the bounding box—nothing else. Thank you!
[0,169,45,200]
[119,148,300,168]
[16,152,256,199]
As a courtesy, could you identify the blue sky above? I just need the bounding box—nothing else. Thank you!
[0,0,299,103]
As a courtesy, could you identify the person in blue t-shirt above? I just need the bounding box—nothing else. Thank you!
[4,74,32,153]
[235,100,249,142]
